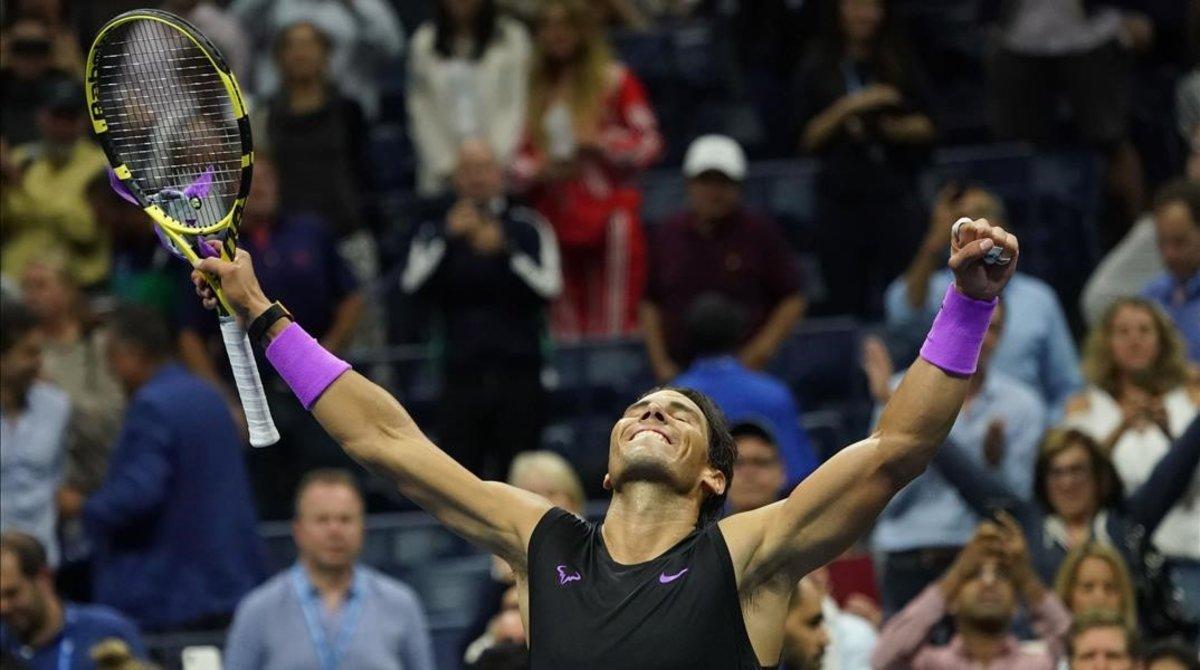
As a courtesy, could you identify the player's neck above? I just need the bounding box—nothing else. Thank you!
[603,484,698,564]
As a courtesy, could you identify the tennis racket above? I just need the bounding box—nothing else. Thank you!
[86,9,279,447]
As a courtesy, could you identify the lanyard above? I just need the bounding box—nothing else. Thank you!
[57,639,73,670]
[291,566,366,670]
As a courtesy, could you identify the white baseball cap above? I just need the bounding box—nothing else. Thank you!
[682,134,747,181]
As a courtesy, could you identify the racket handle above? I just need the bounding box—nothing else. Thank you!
[219,317,280,447]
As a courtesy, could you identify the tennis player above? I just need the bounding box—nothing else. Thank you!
[193,217,1017,669]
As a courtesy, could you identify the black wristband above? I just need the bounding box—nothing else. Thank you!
[248,301,293,347]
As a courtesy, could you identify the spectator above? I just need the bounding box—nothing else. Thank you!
[871,519,1073,670]
[1142,639,1199,670]
[864,302,1047,613]
[512,0,663,337]
[1067,610,1140,670]
[4,0,82,77]
[988,0,1151,247]
[19,257,124,516]
[642,135,806,380]
[260,21,371,239]
[507,451,585,514]
[781,578,830,670]
[885,184,1082,417]
[85,305,264,632]
[673,295,820,486]
[83,173,179,323]
[223,469,435,670]
[403,139,560,480]
[926,420,1200,622]
[407,0,532,197]
[1143,179,1200,361]
[795,0,935,318]
[230,0,404,120]
[0,19,75,146]
[1066,298,1200,618]
[1080,210,1166,329]
[0,532,146,670]
[159,0,251,84]
[807,567,879,670]
[1,82,109,289]
[1054,544,1139,632]
[727,422,787,515]
[0,301,67,567]
[178,156,364,520]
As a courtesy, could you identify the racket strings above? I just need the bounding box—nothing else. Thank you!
[92,18,243,231]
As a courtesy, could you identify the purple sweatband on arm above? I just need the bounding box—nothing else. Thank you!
[265,323,351,410]
[918,284,998,376]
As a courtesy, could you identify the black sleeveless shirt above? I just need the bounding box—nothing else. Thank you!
[527,508,771,669]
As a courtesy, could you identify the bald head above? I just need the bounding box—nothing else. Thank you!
[454,139,504,203]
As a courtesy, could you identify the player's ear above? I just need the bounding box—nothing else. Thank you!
[700,466,726,499]
[602,474,613,491]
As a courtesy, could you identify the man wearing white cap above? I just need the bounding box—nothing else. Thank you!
[642,134,807,381]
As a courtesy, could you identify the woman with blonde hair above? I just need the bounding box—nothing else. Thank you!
[1066,297,1200,621]
[512,0,663,337]
[1054,543,1138,632]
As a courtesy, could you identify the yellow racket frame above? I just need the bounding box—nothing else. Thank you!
[85,9,253,315]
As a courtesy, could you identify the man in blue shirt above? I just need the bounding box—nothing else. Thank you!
[1143,178,1200,362]
[885,185,1081,417]
[0,531,145,670]
[223,469,435,670]
[674,294,819,486]
[0,301,67,567]
[85,305,265,632]
[865,301,1047,614]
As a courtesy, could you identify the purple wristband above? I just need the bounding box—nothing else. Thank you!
[265,323,351,410]
[919,284,998,376]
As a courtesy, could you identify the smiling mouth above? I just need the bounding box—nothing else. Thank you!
[631,428,671,445]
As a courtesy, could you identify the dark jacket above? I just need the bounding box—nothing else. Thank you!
[84,363,265,632]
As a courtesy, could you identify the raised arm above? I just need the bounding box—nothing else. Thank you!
[723,218,1019,585]
[192,252,552,569]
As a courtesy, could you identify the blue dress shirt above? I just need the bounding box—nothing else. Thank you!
[0,381,69,566]
[675,356,820,485]
[1143,271,1200,362]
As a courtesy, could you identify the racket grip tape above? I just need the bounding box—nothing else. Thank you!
[219,317,280,447]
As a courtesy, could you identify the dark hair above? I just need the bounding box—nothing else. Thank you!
[272,20,334,60]
[108,303,173,360]
[434,0,499,60]
[1068,609,1140,659]
[0,299,39,355]
[811,0,915,91]
[640,386,736,527]
[1033,429,1122,513]
[1152,177,1200,228]
[729,421,779,451]
[1144,639,1200,670]
[685,293,746,359]
[294,468,364,517]
[0,531,48,578]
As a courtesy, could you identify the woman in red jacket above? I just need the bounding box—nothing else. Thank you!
[512,0,663,338]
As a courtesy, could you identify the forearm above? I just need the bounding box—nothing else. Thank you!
[881,114,935,144]
[870,585,945,669]
[319,293,366,354]
[739,295,805,369]
[639,302,677,380]
[801,101,852,153]
[875,358,968,484]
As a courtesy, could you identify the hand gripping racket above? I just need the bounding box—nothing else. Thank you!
[86,9,279,447]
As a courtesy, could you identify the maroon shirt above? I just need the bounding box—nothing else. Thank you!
[646,206,802,364]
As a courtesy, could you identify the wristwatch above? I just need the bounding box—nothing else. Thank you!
[248,301,294,347]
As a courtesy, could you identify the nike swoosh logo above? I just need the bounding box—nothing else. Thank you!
[659,568,689,584]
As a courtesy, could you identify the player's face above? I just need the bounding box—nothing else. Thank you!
[1154,200,1200,283]
[1070,627,1135,670]
[608,390,715,495]
[1070,557,1122,616]
[953,559,1016,627]
[0,330,44,399]
[538,5,581,63]
[1044,444,1099,523]
[729,436,784,513]
[840,0,884,45]
[782,585,829,670]
[0,552,49,642]
[293,483,365,573]
[687,173,741,223]
[1107,305,1159,374]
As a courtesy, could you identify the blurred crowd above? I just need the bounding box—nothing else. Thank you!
[1,0,1200,668]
